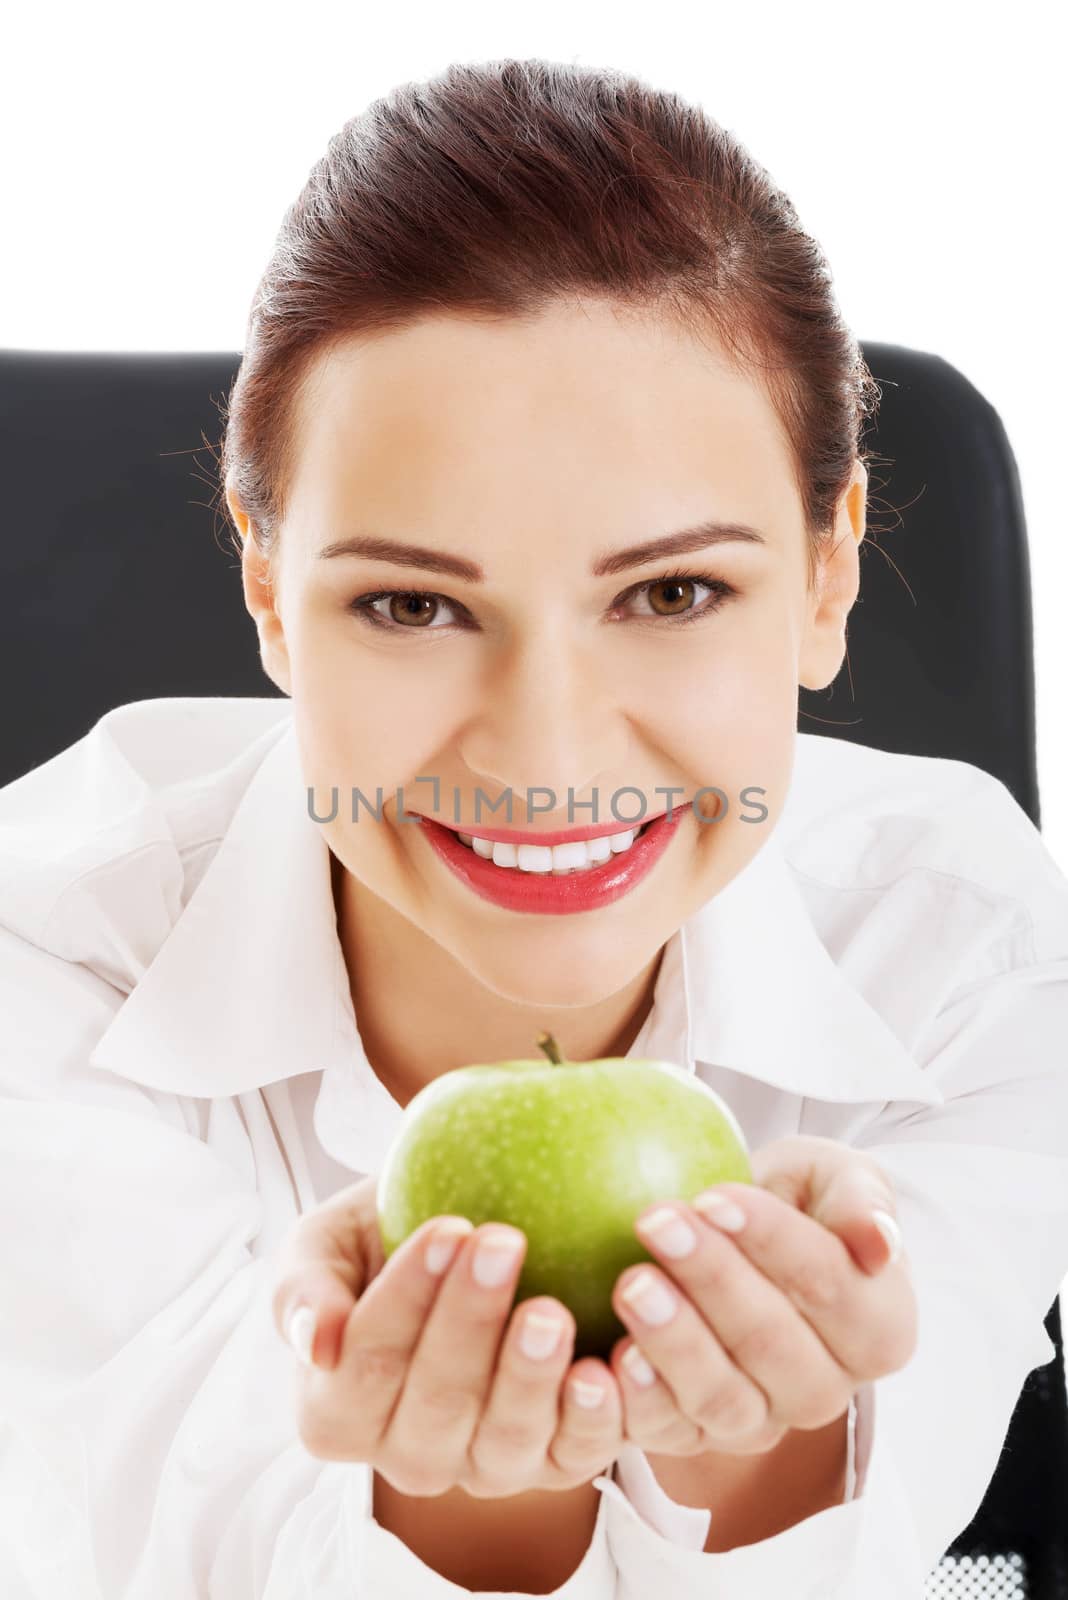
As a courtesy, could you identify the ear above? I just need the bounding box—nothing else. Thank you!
[225,484,293,697]
[798,458,868,693]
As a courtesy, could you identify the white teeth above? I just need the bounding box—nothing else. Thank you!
[455,823,649,873]
[552,840,597,871]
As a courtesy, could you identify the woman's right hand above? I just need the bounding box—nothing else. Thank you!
[271,1176,627,1498]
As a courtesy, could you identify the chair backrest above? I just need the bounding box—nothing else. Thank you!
[1,342,1063,1595]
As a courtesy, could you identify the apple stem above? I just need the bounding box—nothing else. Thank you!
[536,1031,566,1066]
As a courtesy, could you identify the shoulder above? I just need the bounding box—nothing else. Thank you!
[0,695,293,978]
[783,733,1068,967]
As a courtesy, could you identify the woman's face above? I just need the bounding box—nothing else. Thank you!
[232,297,865,1011]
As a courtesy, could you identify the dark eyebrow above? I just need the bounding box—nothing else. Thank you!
[590,521,766,577]
[315,520,766,583]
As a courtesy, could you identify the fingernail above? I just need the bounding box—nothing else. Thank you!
[570,1377,607,1408]
[473,1227,525,1288]
[871,1209,902,1267]
[519,1310,565,1361]
[692,1191,747,1233]
[621,1343,657,1388]
[620,1269,677,1326]
[424,1218,475,1276]
[636,1206,698,1259]
[286,1304,317,1367]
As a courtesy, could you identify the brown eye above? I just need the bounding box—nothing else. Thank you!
[645,578,697,617]
[388,593,438,626]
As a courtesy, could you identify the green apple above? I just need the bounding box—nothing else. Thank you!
[376,1032,752,1361]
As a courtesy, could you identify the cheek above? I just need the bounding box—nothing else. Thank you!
[652,657,796,848]
[293,627,459,778]
[291,662,472,876]
[295,690,387,792]
[653,642,790,759]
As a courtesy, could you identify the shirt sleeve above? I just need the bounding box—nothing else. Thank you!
[0,924,622,1599]
[589,948,1068,1597]
[607,1389,858,1550]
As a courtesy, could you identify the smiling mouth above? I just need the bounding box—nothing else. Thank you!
[451,818,657,875]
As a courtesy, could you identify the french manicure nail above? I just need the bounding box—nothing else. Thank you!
[570,1377,607,1407]
[692,1191,747,1233]
[424,1219,474,1276]
[871,1209,902,1266]
[473,1227,525,1288]
[286,1304,317,1366]
[638,1206,698,1258]
[622,1343,657,1388]
[620,1269,677,1326]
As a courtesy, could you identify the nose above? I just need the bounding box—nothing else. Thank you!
[457,625,630,823]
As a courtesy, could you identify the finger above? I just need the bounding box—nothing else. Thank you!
[467,1300,621,1492]
[612,1249,777,1444]
[549,1356,626,1478]
[272,1175,389,1370]
[811,1166,904,1276]
[694,1184,916,1378]
[321,1214,476,1456]
[551,1354,626,1481]
[621,1205,845,1437]
[384,1222,528,1488]
[749,1137,903,1276]
[608,1335,704,1456]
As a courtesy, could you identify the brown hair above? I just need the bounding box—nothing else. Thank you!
[218,57,882,592]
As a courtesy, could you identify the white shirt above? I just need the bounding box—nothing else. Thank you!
[1,695,1066,1599]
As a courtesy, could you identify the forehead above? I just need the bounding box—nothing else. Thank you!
[285,299,799,543]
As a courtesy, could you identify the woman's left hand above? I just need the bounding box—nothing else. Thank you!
[608,1134,918,1457]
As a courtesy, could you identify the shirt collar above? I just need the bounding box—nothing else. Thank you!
[635,830,943,1107]
[89,720,943,1137]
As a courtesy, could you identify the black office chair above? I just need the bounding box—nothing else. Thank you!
[1,344,1064,1597]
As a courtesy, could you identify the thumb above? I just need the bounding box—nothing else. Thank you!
[271,1174,381,1371]
[811,1161,903,1277]
[751,1136,903,1278]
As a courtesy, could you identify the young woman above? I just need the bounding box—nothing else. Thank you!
[3,57,1067,1599]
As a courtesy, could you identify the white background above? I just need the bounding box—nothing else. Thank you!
[2,0,1064,863]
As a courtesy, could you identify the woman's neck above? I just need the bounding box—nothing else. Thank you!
[331,852,663,1108]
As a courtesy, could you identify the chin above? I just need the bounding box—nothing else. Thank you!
[454,942,640,1013]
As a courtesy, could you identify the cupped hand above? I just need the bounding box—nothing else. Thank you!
[604,1133,918,1458]
[271,1177,627,1498]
